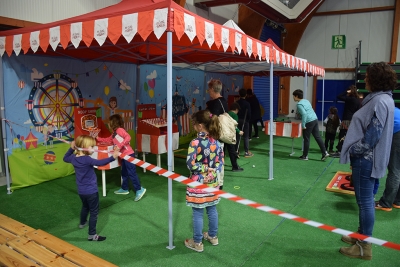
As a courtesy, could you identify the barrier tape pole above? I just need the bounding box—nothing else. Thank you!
[45,135,400,251]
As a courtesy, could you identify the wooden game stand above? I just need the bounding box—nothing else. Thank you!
[136,104,179,173]
[92,143,122,197]
[264,120,302,156]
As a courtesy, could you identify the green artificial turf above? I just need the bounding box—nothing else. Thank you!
[1,130,399,266]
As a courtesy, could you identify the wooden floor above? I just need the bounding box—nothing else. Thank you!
[0,213,117,267]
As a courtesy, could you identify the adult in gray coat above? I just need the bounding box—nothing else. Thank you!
[339,62,397,260]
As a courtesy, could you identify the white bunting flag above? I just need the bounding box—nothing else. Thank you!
[275,50,280,64]
[247,37,252,58]
[94,18,108,46]
[154,8,168,39]
[221,27,229,52]
[0,36,5,56]
[265,46,270,63]
[70,22,82,48]
[256,42,262,61]
[13,34,22,56]
[184,13,196,42]
[122,13,138,43]
[30,31,40,53]
[205,21,214,48]
[49,26,60,51]
[235,32,242,54]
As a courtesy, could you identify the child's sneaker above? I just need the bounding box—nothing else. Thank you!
[134,187,146,201]
[393,203,400,209]
[244,152,254,158]
[88,234,106,241]
[114,188,129,195]
[79,221,88,229]
[321,152,330,161]
[184,238,203,252]
[299,155,308,160]
[203,232,219,245]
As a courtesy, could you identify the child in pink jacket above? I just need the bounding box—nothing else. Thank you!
[97,114,146,201]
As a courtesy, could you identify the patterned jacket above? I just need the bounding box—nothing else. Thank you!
[186,132,224,208]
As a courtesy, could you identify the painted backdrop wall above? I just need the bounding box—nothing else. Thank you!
[2,55,136,189]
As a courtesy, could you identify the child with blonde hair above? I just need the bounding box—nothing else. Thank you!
[63,135,119,241]
[185,109,224,252]
[97,114,146,201]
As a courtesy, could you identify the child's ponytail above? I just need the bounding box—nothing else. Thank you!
[191,110,221,140]
[208,114,221,140]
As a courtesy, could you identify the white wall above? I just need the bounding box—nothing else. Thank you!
[185,1,239,24]
[288,0,399,114]
[0,0,120,23]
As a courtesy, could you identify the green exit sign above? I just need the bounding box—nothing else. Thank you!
[332,35,346,49]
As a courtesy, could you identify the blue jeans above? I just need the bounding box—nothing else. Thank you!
[121,153,141,192]
[192,205,218,243]
[302,119,326,157]
[351,156,375,236]
[79,192,99,235]
[379,131,400,207]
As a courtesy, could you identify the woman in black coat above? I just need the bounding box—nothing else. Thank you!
[335,85,361,155]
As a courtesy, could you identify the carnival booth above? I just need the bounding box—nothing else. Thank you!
[136,104,179,171]
[0,0,325,248]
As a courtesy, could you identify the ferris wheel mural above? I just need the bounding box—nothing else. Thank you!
[26,73,84,137]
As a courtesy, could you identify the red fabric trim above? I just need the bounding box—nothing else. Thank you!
[60,24,70,49]
[108,16,122,44]
[195,17,204,45]
[138,11,153,41]
[241,35,246,56]
[214,23,221,49]
[82,20,94,47]
[150,135,159,154]
[22,33,30,54]
[173,9,184,40]
[137,134,143,152]
[291,122,301,138]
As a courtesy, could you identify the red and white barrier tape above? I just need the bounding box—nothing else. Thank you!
[51,135,400,251]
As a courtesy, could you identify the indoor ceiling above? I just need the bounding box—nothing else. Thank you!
[193,0,323,23]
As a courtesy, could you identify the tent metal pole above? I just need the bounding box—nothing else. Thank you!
[0,56,11,194]
[304,72,308,98]
[268,62,274,181]
[166,31,175,250]
[321,76,325,136]
[301,72,308,152]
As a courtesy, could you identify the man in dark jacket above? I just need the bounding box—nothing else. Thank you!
[246,89,263,139]
[236,88,254,158]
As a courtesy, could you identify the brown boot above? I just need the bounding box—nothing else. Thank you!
[339,241,372,260]
[341,235,357,245]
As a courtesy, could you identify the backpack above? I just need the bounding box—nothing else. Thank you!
[217,99,238,144]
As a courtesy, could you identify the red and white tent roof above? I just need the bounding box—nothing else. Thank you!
[0,0,324,77]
